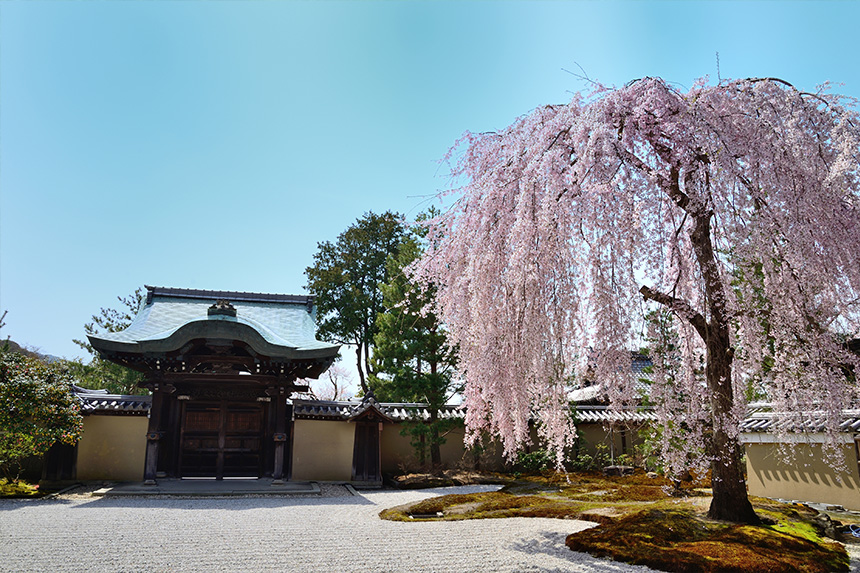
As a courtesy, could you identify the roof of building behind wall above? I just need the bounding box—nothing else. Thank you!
[575,406,656,423]
[740,403,860,434]
[569,352,653,404]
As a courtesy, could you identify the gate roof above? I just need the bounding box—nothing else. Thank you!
[88,285,340,362]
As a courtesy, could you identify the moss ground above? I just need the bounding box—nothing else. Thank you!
[380,470,851,573]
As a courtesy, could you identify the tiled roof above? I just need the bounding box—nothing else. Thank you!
[739,404,860,434]
[76,391,152,415]
[144,286,314,306]
[73,386,657,424]
[291,398,466,422]
[291,399,352,419]
[385,404,465,422]
[576,406,656,423]
[346,391,395,422]
[568,353,653,404]
[88,285,340,360]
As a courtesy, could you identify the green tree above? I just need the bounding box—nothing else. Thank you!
[72,288,145,395]
[370,223,460,467]
[0,351,83,479]
[305,211,406,392]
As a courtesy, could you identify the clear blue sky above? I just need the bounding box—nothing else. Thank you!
[2,1,859,372]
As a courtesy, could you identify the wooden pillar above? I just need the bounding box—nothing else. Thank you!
[270,385,287,484]
[285,404,294,481]
[143,382,175,485]
[143,386,165,485]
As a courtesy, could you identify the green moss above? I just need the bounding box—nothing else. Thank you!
[475,494,550,512]
[381,471,850,572]
[566,509,849,573]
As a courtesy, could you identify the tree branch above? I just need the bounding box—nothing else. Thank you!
[639,285,708,341]
[615,146,690,211]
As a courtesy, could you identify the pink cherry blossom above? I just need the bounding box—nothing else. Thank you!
[414,77,860,523]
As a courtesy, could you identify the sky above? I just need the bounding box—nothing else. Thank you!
[2,1,860,392]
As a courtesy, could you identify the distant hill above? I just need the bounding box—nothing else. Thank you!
[2,338,63,363]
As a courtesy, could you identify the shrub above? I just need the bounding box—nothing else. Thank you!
[0,478,41,498]
[515,448,553,474]
[0,351,83,479]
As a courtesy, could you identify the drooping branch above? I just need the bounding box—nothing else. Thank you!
[639,285,708,341]
[616,146,690,211]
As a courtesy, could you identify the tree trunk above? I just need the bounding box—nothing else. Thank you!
[355,344,368,394]
[430,411,442,468]
[705,326,760,524]
[642,186,760,524]
[428,361,442,468]
[685,196,760,524]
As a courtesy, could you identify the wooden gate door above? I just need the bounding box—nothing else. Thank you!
[180,401,264,479]
[351,422,381,482]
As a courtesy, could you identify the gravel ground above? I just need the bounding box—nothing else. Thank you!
[2,484,859,573]
[0,484,656,573]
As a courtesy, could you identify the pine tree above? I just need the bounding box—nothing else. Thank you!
[371,224,460,467]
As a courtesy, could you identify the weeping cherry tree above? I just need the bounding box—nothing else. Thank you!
[415,77,860,524]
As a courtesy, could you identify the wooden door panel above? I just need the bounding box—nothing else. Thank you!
[180,401,264,478]
[352,422,381,482]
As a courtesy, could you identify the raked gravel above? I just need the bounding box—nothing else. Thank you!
[2,484,860,573]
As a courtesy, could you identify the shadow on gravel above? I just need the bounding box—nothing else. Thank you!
[510,530,650,573]
[395,484,503,497]
[65,494,377,510]
[0,498,76,510]
[0,484,500,513]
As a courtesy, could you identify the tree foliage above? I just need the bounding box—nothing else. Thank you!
[305,211,406,392]
[72,288,145,395]
[297,364,354,401]
[0,351,83,479]
[371,219,460,466]
[415,77,860,522]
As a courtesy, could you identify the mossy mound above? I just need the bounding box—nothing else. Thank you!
[380,471,684,521]
[380,491,573,521]
[388,470,508,490]
[565,508,849,573]
[381,471,850,572]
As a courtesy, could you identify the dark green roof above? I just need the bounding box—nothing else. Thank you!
[88,286,340,361]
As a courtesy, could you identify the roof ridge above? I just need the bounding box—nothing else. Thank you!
[145,285,314,305]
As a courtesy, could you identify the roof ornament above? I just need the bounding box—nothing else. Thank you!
[208,300,237,317]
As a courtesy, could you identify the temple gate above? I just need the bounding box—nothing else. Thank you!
[88,286,339,484]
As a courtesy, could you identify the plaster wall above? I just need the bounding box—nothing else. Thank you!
[577,423,642,460]
[291,419,355,481]
[76,415,147,481]
[379,423,414,472]
[380,423,506,473]
[380,423,468,472]
[745,442,860,510]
